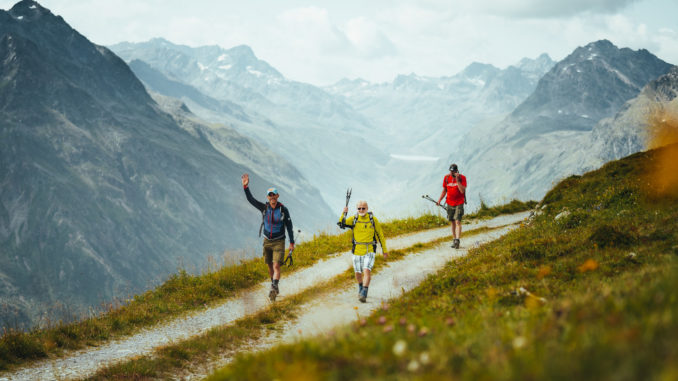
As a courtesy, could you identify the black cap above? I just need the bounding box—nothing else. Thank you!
[449,163,458,172]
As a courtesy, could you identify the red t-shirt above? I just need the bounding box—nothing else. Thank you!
[443,174,467,206]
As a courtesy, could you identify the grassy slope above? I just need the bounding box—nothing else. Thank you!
[209,146,678,380]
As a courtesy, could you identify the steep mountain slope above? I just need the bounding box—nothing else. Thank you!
[590,66,678,164]
[0,0,330,328]
[449,40,674,206]
[110,39,389,208]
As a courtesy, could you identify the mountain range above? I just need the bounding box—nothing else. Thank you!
[0,0,331,328]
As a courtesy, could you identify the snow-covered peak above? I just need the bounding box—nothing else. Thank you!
[515,53,554,73]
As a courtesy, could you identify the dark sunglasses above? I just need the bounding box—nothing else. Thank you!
[357,207,366,210]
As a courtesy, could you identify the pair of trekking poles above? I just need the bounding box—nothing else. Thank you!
[281,190,444,266]
[337,189,448,225]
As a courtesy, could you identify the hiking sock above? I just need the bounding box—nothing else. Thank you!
[273,279,279,287]
[363,287,368,295]
[359,282,363,291]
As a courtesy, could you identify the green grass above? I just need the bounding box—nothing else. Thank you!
[0,213,448,371]
[466,199,538,219]
[207,147,678,380]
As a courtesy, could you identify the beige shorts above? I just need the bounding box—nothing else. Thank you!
[263,238,285,265]
[447,204,464,221]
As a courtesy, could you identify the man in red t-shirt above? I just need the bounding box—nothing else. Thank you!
[437,164,467,249]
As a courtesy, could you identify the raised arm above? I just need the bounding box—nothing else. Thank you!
[241,173,265,212]
[455,173,466,194]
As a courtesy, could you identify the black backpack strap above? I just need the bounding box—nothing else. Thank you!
[259,207,266,237]
[368,212,377,252]
[278,202,286,220]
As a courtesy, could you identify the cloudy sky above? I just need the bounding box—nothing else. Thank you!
[2,0,677,85]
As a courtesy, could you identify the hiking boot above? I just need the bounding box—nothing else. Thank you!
[453,239,460,249]
[269,284,279,301]
[359,288,368,303]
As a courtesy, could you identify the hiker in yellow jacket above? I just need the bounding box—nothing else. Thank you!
[340,200,387,303]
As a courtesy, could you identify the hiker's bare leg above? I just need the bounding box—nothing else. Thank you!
[355,272,363,284]
[362,269,372,287]
[454,221,462,239]
[271,263,281,280]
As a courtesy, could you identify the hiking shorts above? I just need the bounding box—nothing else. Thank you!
[353,252,376,273]
[447,204,464,221]
[263,238,285,265]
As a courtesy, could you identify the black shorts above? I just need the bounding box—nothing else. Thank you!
[447,204,464,221]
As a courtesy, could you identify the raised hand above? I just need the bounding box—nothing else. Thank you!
[241,173,249,187]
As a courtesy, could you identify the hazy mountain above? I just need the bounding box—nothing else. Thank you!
[325,54,555,154]
[110,39,389,208]
[449,40,674,206]
[0,0,331,328]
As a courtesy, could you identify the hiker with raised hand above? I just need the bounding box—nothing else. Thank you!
[241,173,295,301]
[339,200,387,303]
[437,163,467,249]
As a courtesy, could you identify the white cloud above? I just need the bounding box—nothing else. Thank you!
[276,7,351,54]
[345,17,397,58]
[422,0,641,18]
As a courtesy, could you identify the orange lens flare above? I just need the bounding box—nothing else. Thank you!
[646,110,678,198]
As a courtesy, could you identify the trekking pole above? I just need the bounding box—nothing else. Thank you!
[422,194,449,211]
[283,247,294,267]
[337,188,352,229]
[284,229,301,267]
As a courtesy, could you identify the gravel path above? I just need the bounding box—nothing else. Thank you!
[1,212,528,381]
[178,223,522,379]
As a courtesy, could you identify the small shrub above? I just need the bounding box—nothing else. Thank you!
[589,225,636,248]
[0,330,46,362]
[510,239,550,261]
[558,211,591,230]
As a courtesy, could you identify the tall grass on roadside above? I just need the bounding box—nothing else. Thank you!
[208,145,678,381]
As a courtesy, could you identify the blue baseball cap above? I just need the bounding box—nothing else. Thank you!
[266,187,278,196]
